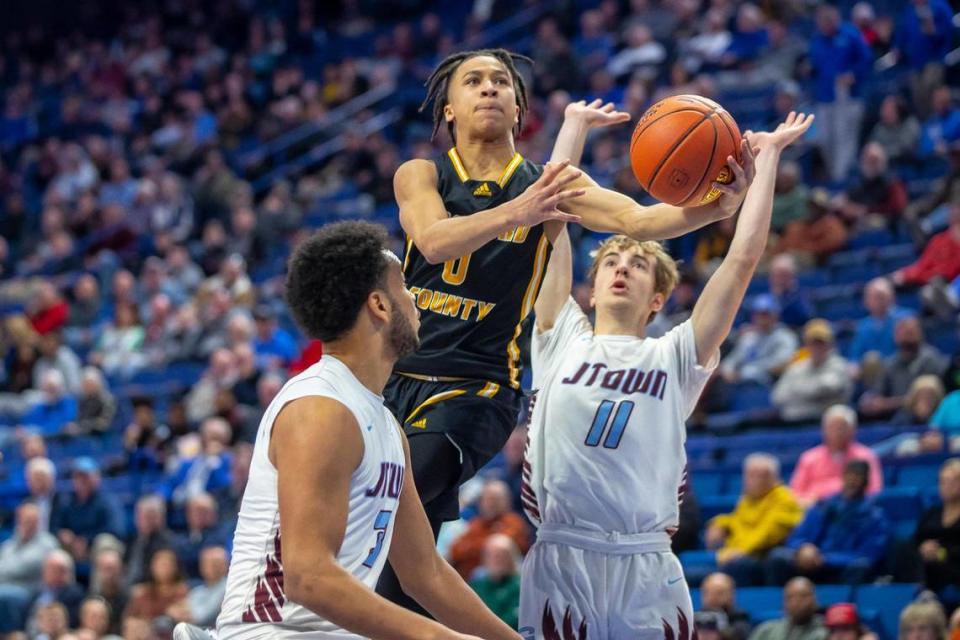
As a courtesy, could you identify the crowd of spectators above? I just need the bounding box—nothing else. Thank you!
[2,0,960,637]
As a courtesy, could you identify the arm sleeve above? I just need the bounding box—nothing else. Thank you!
[664,320,719,419]
[532,297,592,390]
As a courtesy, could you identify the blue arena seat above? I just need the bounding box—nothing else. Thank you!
[854,583,919,640]
[894,463,941,488]
[692,469,728,497]
[815,584,853,607]
[729,382,773,412]
[737,587,785,621]
[698,495,739,521]
[874,487,923,523]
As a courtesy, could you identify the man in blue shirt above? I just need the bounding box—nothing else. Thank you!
[848,278,912,366]
[895,0,955,118]
[765,460,889,586]
[809,5,873,183]
[769,254,814,329]
[251,305,298,370]
[49,458,124,562]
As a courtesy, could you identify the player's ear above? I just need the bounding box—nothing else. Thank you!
[514,104,520,126]
[444,103,455,124]
[589,288,596,309]
[367,290,391,324]
[649,291,665,314]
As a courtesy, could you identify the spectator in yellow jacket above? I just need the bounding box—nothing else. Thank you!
[706,453,804,586]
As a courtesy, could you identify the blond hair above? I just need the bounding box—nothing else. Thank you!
[899,602,946,639]
[905,375,945,411]
[587,235,680,324]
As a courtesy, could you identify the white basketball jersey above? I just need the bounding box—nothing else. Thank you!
[523,298,715,535]
[218,355,406,639]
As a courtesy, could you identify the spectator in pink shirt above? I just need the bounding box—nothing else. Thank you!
[790,405,883,508]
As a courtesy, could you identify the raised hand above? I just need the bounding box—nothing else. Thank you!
[745,112,815,152]
[509,159,585,227]
[712,138,758,218]
[564,98,631,130]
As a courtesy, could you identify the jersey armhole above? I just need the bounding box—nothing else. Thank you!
[265,388,368,476]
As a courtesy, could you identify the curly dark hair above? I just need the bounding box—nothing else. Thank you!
[285,221,391,342]
[421,48,533,143]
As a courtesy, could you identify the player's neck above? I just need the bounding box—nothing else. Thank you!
[593,307,647,338]
[454,137,517,181]
[322,338,394,396]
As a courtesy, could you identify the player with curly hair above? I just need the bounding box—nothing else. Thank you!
[202,221,521,640]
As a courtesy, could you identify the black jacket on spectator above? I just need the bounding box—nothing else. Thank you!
[914,506,960,592]
[173,525,228,579]
[124,529,177,587]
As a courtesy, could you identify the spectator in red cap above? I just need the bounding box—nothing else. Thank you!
[28,283,70,336]
[824,603,877,640]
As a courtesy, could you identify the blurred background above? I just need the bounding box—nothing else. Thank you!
[1,0,960,638]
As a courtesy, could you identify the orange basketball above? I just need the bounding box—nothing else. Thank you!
[630,95,742,207]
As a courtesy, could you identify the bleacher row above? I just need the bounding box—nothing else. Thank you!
[691,582,920,640]
[683,424,940,640]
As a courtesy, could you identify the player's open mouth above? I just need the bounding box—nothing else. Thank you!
[611,280,628,292]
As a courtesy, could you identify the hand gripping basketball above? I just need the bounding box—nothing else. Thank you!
[508,159,585,227]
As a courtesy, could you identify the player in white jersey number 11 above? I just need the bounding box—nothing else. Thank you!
[519,112,814,640]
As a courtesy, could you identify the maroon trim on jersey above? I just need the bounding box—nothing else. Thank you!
[678,464,689,505]
[242,531,286,624]
[541,600,587,640]
[662,607,696,640]
[520,431,541,523]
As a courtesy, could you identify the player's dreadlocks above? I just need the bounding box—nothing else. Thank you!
[421,48,533,143]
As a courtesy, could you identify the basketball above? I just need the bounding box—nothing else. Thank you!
[630,95,742,207]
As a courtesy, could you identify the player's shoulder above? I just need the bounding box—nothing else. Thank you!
[283,357,368,402]
[655,318,695,346]
[394,158,439,190]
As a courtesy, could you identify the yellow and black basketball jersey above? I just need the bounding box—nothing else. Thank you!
[395,148,549,390]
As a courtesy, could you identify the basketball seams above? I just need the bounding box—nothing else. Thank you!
[674,117,719,206]
[645,111,710,194]
[630,108,710,153]
[714,111,741,163]
[630,95,741,206]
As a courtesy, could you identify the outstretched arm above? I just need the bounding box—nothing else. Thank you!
[396,158,584,265]
[536,99,630,330]
[690,112,814,365]
[557,121,756,240]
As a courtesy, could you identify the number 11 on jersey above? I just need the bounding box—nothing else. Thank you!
[585,400,634,449]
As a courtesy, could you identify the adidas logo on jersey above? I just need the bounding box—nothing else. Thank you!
[410,418,427,429]
[472,182,493,197]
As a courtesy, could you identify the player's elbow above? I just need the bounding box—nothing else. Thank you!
[395,553,444,603]
[420,245,445,265]
[725,252,762,276]
[410,234,445,265]
[284,560,338,613]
